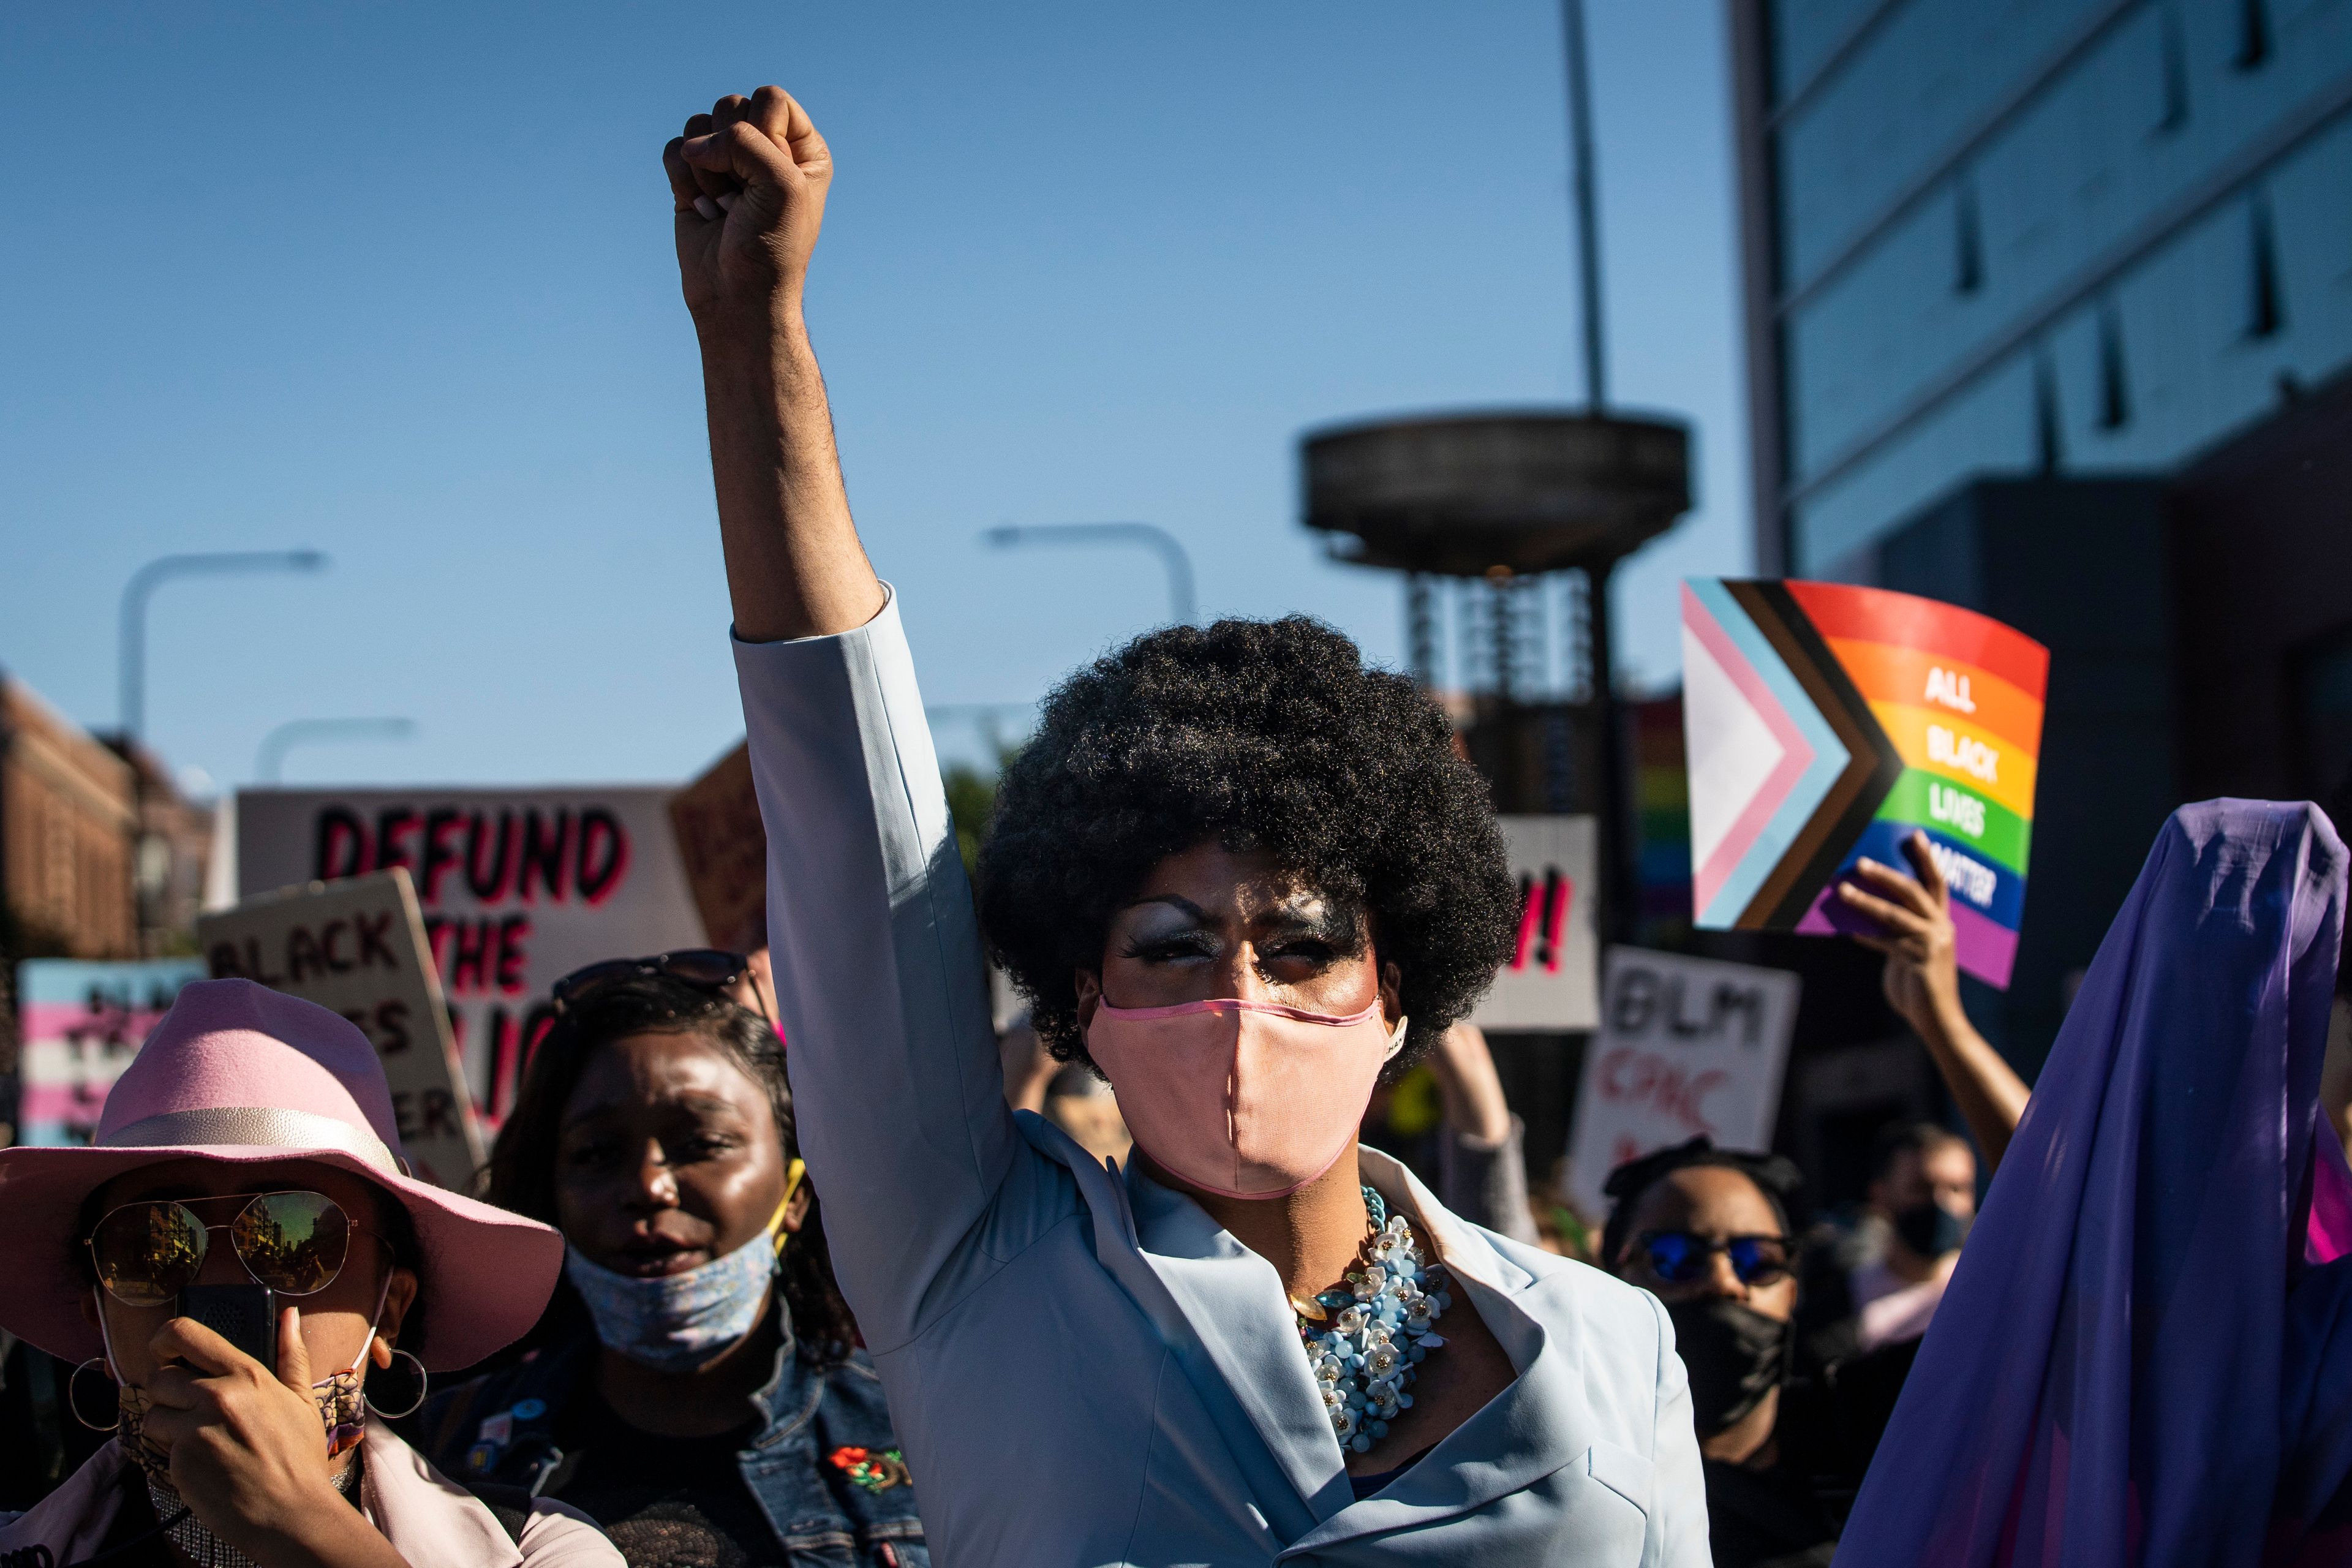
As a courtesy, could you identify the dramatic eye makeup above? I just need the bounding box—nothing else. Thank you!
[1113,891,1366,966]
[1120,929,1219,962]
[1118,899,1221,962]
[1254,895,1366,959]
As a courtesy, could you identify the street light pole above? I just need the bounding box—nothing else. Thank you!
[1561,0,1608,413]
[1559,0,1641,939]
[981,522,1197,625]
[255,717,417,784]
[119,550,330,742]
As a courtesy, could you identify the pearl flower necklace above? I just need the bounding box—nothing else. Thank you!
[1292,1185,1451,1457]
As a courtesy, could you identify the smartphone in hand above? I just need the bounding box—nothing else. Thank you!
[181,1283,278,1367]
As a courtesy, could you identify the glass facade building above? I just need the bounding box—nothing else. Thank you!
[1732,0,2352,573]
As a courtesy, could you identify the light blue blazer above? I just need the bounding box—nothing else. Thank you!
[734,590,1709,1566]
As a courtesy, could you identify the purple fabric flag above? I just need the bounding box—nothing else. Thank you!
[1834,800,2347,1567]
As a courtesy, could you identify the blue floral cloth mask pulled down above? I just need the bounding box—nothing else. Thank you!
[565,1158,805,1373]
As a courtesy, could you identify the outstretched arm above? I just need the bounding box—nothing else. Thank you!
[666,88,883,642]
[1836,830,2032,1173]
[674,89,1022,1351]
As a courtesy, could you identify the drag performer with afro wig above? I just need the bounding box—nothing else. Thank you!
[980,611,1517,1078]
[667,83,1708,1566]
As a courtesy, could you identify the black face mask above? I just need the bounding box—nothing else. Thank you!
[1667,1297,1790,1438]
[1893,1200,1970,1259]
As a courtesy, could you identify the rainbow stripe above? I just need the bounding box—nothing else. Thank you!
[1683,582,2048,988]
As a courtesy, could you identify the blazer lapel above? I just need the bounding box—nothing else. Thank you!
[1277,1264,1594,1556]
[1014,1114,1340,1540]
[1275,1152,1593,1556]
[362,1423,525,1568]
[1123,1167,1357,1524]
[1020,1122,1594,1551]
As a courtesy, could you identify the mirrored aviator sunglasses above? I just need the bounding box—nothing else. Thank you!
[88,1190,360,1306]
[1640,1231,1794,1287]
[551,949,748,1013]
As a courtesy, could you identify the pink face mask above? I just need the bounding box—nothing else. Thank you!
[1086,996,1407,1199]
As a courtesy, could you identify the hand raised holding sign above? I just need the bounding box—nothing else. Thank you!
[1836,829,2030,1172]
[1836,831,1961,1034]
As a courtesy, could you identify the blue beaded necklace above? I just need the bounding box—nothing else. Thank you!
[1291,1185,1452,1456]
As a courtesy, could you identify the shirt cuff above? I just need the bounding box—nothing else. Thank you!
[728,582,895,647]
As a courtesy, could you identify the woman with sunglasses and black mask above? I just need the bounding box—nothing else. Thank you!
[1604,1142,1848,1568]
[416,955,925,1568]
[1600,843,2030,1568]
[0,979,621,1568]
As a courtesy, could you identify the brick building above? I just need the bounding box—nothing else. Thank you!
[111,739,215,957]
[0,671,138,964]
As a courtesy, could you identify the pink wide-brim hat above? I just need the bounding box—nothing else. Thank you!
[0,978,559,1371]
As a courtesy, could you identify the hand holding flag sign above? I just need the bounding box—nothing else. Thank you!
[1681,579,2048,987]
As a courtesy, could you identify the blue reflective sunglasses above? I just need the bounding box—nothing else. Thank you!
[1637,1230,1794,1286]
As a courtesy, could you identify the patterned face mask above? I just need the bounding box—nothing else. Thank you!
[317,1360,368,1458]
[564,1159,805,1373]
[117,1380,167,1482]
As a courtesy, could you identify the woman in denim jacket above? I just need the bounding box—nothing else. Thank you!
[420,967,924,1567]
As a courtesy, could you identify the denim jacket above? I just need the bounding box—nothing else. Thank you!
[416,1319,926,1568]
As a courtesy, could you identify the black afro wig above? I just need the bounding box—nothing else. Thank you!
[977,614,1517,1075]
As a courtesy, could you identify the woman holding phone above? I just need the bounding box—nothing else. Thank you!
[0,979,620,1568]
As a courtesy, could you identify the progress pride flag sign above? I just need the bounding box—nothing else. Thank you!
[236,788,702,1125]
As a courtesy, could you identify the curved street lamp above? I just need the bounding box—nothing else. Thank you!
[255,717,418,784]
[981,522,1197,626]
[119,550,329,742]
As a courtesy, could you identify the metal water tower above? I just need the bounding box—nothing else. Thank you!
[1298,0,1693,939]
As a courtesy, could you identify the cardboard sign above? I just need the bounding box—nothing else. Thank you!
[669,742,767,951]
[1563,946,1801,1219]
[234,787,703,1124]
[198,869,483,1189]
[14,960,206,1145]
[1681,579,2048,987]
[1470,816,1600,1031]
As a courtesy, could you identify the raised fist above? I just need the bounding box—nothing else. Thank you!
[664,87,832,333]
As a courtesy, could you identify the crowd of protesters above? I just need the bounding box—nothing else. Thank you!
[6,80,2352,1568]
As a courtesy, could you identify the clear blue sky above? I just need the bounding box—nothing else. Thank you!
[0,1,1747,791]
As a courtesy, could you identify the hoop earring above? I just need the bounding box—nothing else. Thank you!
[364,1349,429,1420]
[69,1357,120,1433]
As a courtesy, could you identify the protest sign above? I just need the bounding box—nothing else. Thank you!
[1470,815,1600,1031]
[669,742,767,951]
[1562,946,1801,1218]
[1681,579,2048,987]
[198,868,482,1188]
[234,786,702,1124]
[14,959,205,1145]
